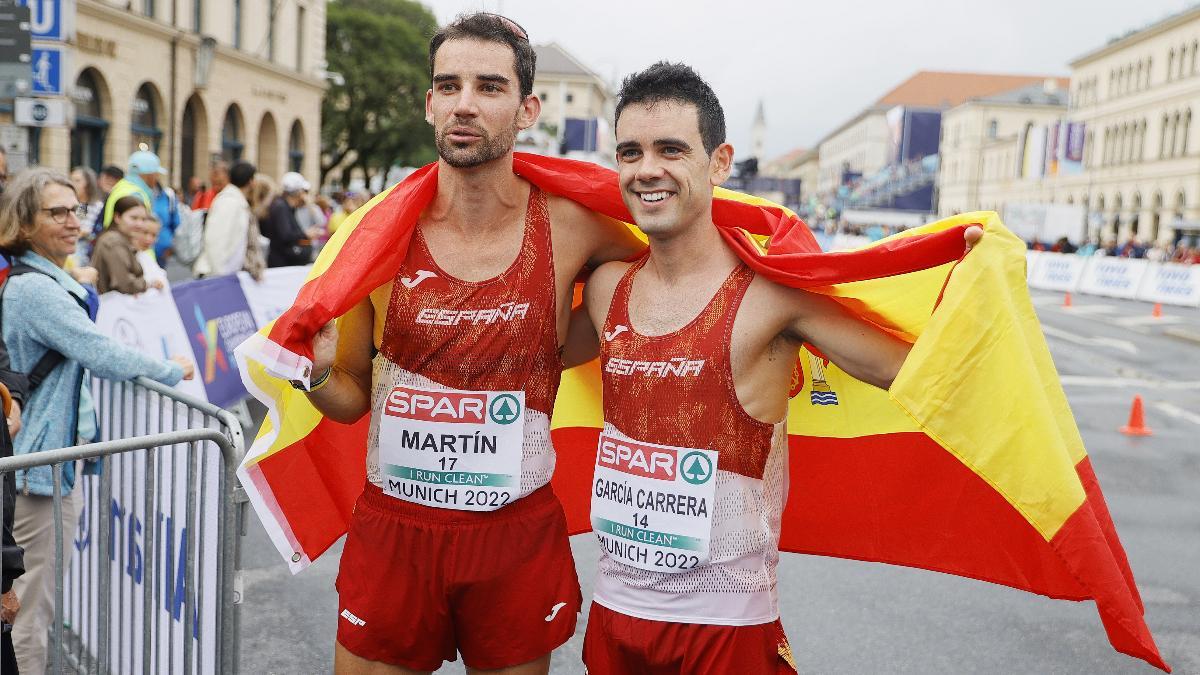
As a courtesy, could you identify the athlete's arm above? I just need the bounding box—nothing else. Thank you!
[550,197,646,270]
[561,305,600,369]
[305,296,375,423]
[780,289,912,391]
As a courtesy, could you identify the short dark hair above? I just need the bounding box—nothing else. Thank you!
[112,194,146,219]
[615,62,726,155]
[100,165,125,181]
[229,161,256,188]
[429,13,536,98]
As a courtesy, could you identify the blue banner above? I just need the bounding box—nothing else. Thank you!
[172,276,257,408]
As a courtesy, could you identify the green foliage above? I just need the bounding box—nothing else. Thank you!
[321,0,439,186]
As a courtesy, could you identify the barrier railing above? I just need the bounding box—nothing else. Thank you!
[0,375,246,674]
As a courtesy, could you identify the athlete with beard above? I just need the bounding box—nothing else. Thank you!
[575,63,982,674]
[302,14,643,675]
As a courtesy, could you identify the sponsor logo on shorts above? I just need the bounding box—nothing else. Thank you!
[544,602,568,622]
[414,302,530,326]
[598,437,676,481]
[384,387,487,423]
[401,269,438,289]
[603,325,628,342]
[340,609,366,626]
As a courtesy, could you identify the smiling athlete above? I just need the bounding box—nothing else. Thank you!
[576,62,981,674]
[303,13,643,675]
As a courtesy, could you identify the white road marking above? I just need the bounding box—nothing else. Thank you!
[1041,325,1139,355]
[1153,402,1200,426]
[1115,315,1185,327]
[1059,375,1200,390]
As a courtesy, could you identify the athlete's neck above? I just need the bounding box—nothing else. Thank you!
[427,154,526,233]
[643,213,740,285]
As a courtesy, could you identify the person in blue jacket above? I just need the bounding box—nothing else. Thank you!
[0,167,194,674]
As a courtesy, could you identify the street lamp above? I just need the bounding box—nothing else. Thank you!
[194,36,217,89]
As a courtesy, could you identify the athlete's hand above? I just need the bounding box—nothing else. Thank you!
[964,225,984,252]
[170,356,196,381]
[312,319,339,375]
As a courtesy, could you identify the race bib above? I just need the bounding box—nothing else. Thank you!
[378,385,524,511]
[591,432,718,574]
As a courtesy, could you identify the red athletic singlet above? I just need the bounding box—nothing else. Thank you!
[365,185,562,507]
[592,258,789,625]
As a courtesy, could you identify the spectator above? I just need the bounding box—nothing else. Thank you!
[0,167,193,674]
[69,166,105,263]
[183,175,204,208]
[1076,238,1098,256]
[136,215,169,289]
[97,165,124,200]
[0,293,26,675]
[191,159,229,211]
[1051,236,1077,254]
[194,161,265,279]
[263,172,315,267]
[92,195,162,294]
[0,146,7,196]
[102,151,181,262]
[327,191,366,235]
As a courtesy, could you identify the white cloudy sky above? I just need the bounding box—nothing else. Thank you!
[418,0,1193,159]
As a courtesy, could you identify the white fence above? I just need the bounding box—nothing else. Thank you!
[1026,251,1200,307]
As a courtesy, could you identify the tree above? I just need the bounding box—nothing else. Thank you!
[321,0,439,188]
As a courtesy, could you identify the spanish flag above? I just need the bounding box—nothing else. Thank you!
[235,154,1167,671]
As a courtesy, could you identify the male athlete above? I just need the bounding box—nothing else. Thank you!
[575,63,981,674]
[302,13,642,675]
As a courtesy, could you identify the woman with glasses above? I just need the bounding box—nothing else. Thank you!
[0,167,194,674]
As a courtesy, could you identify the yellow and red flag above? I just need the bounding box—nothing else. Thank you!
[235,154,1167,671]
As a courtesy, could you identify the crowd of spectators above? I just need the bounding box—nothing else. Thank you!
[1027,236,1200,264]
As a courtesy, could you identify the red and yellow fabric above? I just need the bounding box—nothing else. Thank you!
[234,153,1167,671]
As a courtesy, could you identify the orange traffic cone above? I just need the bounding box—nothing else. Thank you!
[1119,395,1153,436]
[1152,303,1163,319]
[1062,292,1073,308]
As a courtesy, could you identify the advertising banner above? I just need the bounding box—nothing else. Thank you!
[172,276,258,408]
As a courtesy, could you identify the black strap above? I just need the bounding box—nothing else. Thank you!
[2,263,89,393]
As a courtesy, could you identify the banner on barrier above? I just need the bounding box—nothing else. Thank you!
[1137,262,1200,307]
[95,289,209,401]
[172,277,264,408]
[1028,251,1088,292]
[238,267,310,328]
[1078,257,1149,300]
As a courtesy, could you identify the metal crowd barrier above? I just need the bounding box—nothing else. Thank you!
[0,376,247,674]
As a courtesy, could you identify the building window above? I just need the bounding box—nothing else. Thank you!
[1171,112,1182,157]
[144,0,155,18]
[234,0,242,49]
[1183,110,1192,155]
[296,5,306,72]
[288,121,305,172]
[222,105,244,161]
[267,3,278,63]
[130,83,162,153]
[1168,50,1175,81]
[539,91,547,101]
[987,119,998,139]
[1160,115,1169,158]
[1193,41,1198,75]
[565,93,574,104]
[193,0,202,32]
[70,69,108,173]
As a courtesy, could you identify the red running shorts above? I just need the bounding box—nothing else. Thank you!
[335,483,582,671]
[582,601,798,674]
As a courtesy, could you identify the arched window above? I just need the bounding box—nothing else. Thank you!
[1168,50,1176,81]
[257,112,280,178]
[1113,193,1124,230]
[288,120,305,173]
[222,104,244,161]
[1160,114,1170,158]
[130,83,163,153]
[1137,62,1145,89]
[70,69,109,172]
[1182,110,1192,155]
[180,94,209,190]
[1152,192,1164,241]
[1171,112,1182,157]
[1192,41,1198,74]
[1130,193,1142,235]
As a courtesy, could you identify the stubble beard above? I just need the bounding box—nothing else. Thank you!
[435,116,519,169]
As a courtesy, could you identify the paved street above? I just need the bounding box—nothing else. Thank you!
[238,290,1200,674]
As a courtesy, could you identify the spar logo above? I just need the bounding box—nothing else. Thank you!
[597,436,677,481]
[680,451,713,485]
[488,393,522,425]
[384,387,486,423]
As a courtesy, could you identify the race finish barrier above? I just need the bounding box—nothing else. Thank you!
[0,376,246,674]
[1027,251,1200,307]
